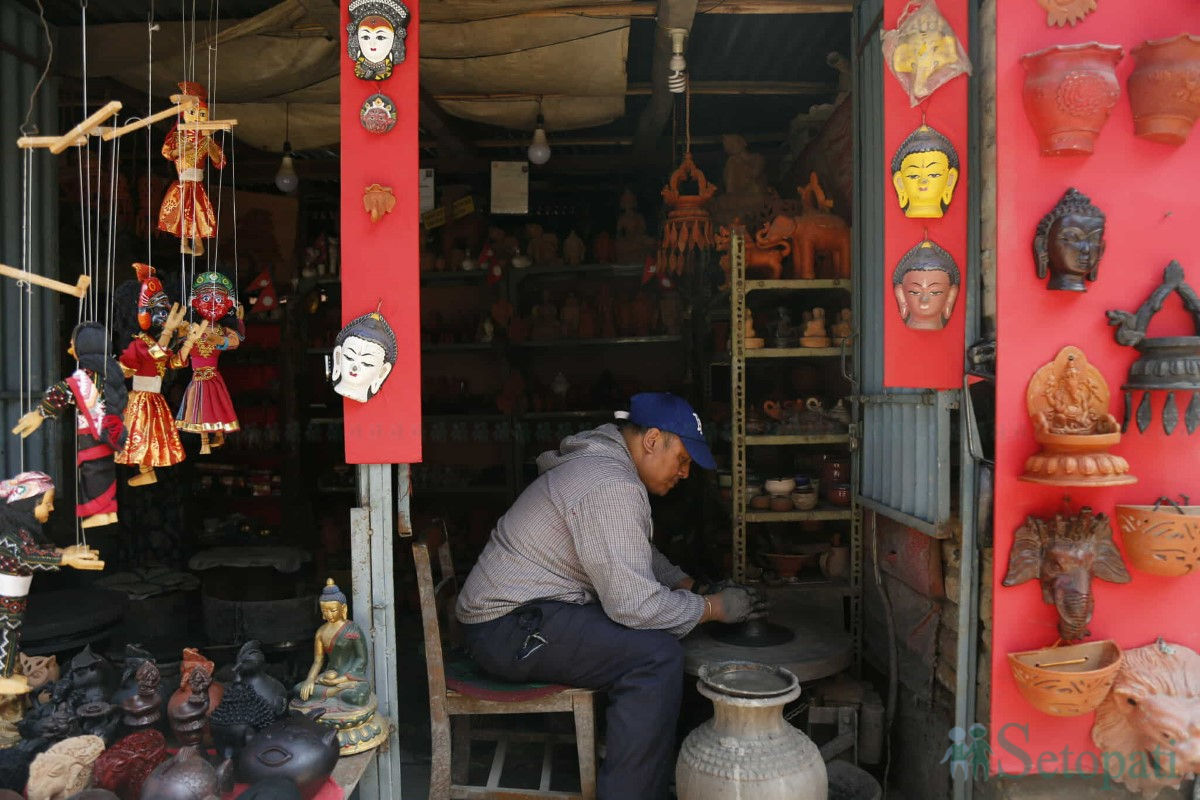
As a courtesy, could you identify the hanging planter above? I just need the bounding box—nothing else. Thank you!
[1106,260,1200,435]
[1008,640,1124,717]
[1116,496,1200,577]
[1021,42,1124,156]
[1128,34,1200,145]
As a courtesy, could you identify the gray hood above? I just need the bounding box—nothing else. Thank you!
[535,423,631,475]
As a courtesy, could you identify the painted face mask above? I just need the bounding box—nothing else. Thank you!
[331,311,398,403]
[190,271,236,323]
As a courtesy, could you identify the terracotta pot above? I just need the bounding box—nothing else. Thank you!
[1129,34,1200,145]
[1115,501,1200,576]
[1008,640,1123,717]
[820,457,850,489]
[1020,431,1136,487]
[764,553,806,579]
[677,662,826,799]
[749,495,771,511]
[820,546,850,579]
[1021,42,1124,156]
[769,496,794,513]
[827,483,852,507]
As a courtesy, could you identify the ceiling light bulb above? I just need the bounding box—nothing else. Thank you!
[527,115,551,165]
[669,53,687,73]
[668,69,688,94]
[275,142,299,194]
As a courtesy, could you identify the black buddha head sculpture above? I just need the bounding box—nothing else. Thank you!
[1034,188,1107,292]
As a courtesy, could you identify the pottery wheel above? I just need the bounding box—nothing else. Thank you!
[707,618,795,647]
[683,614,853,683]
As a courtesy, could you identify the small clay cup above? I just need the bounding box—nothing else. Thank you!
[827,483,852,507]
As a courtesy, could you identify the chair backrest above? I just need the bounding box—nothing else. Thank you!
[413,519,460,708]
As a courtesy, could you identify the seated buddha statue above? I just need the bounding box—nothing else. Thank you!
[289,579,386,755]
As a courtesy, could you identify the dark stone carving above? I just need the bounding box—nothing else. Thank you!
[1034,188,1106,292]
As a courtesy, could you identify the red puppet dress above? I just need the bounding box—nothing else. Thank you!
[173,331,241,442]
[157,82,225,256]
[115,334,185,470]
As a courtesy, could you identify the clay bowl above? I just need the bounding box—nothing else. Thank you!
[792,489,818,511]
[1115,502,1200,577]
[769,496,793,512]
[749,494,771,511]
[764,478,796,497]
[763,553,815,580]
[1008,640,1123,717]
[827,483,852,507]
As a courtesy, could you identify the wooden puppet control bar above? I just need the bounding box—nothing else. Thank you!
[0,264,91,299]
[99,99,198,141]
[177,119,239,132]
[14,101,124,154]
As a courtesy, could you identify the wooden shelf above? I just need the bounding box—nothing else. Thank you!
[513,263,643,278]
[742,507,856,522]
[744,279,852,292]
[745,347,848,358]
[745,433,850,446]
[514,335,682,348]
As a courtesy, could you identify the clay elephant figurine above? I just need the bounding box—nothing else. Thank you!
[715,222,792,290]
[757,213,850,281]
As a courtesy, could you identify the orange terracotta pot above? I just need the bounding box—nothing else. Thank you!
[1009,640,1123,717]
[1115,502,1200,576]
[1021,43,1124,156]
[1129,34,1200,145]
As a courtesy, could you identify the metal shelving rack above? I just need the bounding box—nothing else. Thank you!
[727,229,863,664]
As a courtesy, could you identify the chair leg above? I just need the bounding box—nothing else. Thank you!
[430,710,453,800]
[451,715,471,786]
[574,695,598,800]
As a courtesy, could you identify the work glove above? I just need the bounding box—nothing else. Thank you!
[710,585,771,624]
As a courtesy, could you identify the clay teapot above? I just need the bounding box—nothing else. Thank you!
[236,710,340,799]
[140,746,232,800]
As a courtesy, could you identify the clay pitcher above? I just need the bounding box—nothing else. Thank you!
[1129,34,1200,145]
[1021,42,1124,155]
[676,661,826,799]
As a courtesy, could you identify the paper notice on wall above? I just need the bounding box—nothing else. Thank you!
[491,161,529,215]
[419,169,436,212]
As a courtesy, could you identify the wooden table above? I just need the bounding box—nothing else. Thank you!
[332,751,378,796]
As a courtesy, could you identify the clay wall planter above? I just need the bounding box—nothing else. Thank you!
[1021,43,1124,155]
[1116,500,1200,576]
[1008,640,1123,717]
[1129,35,1200,145]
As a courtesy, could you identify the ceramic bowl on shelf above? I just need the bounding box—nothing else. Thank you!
[792,474,812,488]
[791,489,818,511]
[764,478,797,497]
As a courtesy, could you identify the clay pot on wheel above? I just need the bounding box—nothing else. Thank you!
[1021,42,1124,156]
[1128,35,1200,145]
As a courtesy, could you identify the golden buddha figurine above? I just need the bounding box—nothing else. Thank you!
[891,124,960,219]
[290,579,386,754]
[892,240,961,331]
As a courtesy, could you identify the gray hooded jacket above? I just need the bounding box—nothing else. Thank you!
[455,423,705,637]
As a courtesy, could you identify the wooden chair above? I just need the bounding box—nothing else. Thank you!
[412,521,598,800]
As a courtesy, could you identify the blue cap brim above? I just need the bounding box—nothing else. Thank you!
[681,435,717,471]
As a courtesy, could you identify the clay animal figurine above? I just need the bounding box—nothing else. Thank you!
[1092,639,1200,797]
[0,475,103,695]
[110,645,167,710]
[793,173,851,279]
[237,710,340,798]
[714,220,791,290]
[12,323,128,529]
[114,263,189,487]
[139,746,232,800]
[289,580,386,754]
[1002,507,1130,642]
[19,654,59,699]
[209,681,278,763]
[157,82,225,256]
[26,735,105,800]
[91,730,169,800]
[233,640,288,718]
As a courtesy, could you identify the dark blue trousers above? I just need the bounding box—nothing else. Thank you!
[462,601,684,800]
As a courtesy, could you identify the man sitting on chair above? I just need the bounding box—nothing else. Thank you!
[456,392,767,800]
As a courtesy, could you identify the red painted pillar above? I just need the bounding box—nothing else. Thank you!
[339,0,422,463]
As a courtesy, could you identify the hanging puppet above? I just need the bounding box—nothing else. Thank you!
[114,264,203,486]
[0,472,103,695]
[346,0,412,81]
[11,323,128,529]
[157,82,226,256]
[174,271,243,455]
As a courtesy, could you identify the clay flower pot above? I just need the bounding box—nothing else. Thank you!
[1115,500,1200,576]
[1021,42,1124,156]
[1129,34,1200,145]
[1008,640,1123,717]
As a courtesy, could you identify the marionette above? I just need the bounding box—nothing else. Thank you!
[174,271,243,454]
[114,264,204,486]
[0,472,104,695]
[12,323,128,529]
[157,82,226,256]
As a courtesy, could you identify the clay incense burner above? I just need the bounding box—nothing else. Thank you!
[1021,42,1124,156]
[1128,34,1200,145]
[1020,345,1136,486]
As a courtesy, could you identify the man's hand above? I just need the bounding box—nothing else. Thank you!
[707,586,770,624]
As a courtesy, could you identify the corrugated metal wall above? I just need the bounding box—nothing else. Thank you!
[853,0,954,536]
[0,0,60,478]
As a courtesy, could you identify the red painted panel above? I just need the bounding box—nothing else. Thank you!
[882,0,969,389]
[992,0,1200,775]
[339,0,423,463]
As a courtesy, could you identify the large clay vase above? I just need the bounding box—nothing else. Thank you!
[1021,43,1124,156]
[676,662,827,800]
[1129,34,1200,145]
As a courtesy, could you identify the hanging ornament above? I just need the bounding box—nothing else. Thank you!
[881,0,972,106]
[175,272,243,455]
[113,264,189,487]
[346,0,411,81]
[11,323,129,528]
[658,81,715,276]
[157,82,232,257]
[1106,260,1200,435]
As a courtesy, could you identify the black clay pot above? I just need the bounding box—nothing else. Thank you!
[140,746,231,800]
[237,710,339,799]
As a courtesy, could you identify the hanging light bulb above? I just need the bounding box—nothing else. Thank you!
[668,28,688,94]
[275,104,299,193]
[527,99,551,165]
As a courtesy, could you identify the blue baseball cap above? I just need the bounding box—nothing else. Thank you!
[621,392,716,470]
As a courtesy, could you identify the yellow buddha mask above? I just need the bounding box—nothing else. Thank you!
[891,124,960,219]
[892,240,961,331]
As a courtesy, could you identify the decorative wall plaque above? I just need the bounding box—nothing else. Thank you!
[346,0,411,81]
[359,94,397,134]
